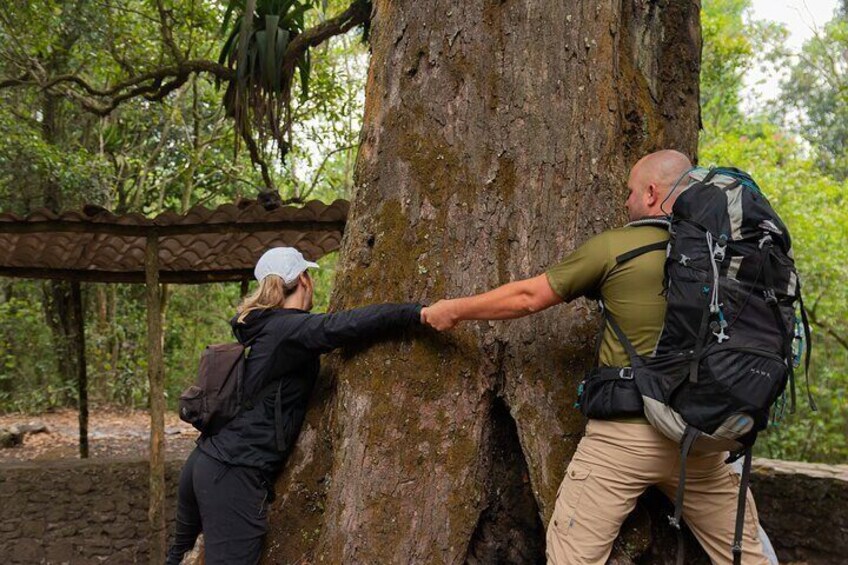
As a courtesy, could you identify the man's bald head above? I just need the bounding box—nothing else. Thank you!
[625,149,693,221]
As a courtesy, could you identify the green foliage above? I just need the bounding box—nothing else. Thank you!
[781,16,848,180]
[0,288,62,412]
[0,1,363,414]
[699,0,785,137]
[700,0,754,133]
[700,3,848,463]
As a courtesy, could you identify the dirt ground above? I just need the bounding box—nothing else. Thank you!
[0,407,198,462]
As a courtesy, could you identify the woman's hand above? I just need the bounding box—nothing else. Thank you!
[421,300,459,331]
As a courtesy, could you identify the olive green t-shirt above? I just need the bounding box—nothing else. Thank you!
[546,225,669,368]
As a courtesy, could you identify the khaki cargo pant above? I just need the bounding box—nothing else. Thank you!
[545,420,769,565]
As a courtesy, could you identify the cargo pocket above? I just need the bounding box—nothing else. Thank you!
[551,463,592,537]
[727,468,760,529]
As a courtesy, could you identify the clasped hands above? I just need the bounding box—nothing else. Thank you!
[420,300,457,331]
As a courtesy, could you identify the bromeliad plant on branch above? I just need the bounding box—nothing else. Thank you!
[0,0,371,199]
[219,0,316,160]
[220,0,372,196]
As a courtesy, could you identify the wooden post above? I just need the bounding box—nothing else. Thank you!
[70,281,88,459]
[240,278,250,298]
[145,234,166,563]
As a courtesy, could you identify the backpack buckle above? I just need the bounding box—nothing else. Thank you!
[619,367,634,380]
[731,542,743,556]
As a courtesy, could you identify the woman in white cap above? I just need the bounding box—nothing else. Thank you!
[166,247,423,565]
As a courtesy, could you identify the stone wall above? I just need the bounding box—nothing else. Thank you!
[0,456,844,564]
[751,459,848,564]
[0,457,183,564]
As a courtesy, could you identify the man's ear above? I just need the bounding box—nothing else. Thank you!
[646,183,658,206]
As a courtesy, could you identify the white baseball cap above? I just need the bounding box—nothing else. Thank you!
[254,247,319,286]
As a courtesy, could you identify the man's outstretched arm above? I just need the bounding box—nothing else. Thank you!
[421,274,562,331]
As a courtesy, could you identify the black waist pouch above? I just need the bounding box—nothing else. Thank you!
[578,367,644,419]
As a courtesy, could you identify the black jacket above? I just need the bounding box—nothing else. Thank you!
[197,303,422,475]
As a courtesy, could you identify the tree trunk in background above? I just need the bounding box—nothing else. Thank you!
[40,90,81,404]
[266,1,700,563]
[70,281,88,459]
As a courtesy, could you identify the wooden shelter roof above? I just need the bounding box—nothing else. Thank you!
[0,200,348,283]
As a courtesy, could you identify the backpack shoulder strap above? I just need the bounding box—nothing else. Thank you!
[597,300,641,368]
[604,308,641,367]
[592,222,669,367]
[614,218,669,266]
[615,240,668,266]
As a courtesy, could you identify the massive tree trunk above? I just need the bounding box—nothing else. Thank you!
[266,1,700,562]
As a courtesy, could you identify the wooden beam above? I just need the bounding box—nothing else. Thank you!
[0,219,346,236]
[145,234,167,563]
[0,267,259,284]
[70,281,89,459]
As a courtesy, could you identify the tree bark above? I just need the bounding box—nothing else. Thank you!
[266,1,701,563]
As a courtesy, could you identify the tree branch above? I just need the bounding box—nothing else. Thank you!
[0,0,372,193]
[302,143,357,199]
[806,307,848,353]
[281,0,371,78]
[0,73,32,89]
[1,0,369,116]
[39,59,234,97]
[238,120,277,195]
[155,0,184,63]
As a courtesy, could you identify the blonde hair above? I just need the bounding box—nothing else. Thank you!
[236,275,297,323]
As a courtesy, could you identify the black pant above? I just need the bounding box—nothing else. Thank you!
[166,448,270,565]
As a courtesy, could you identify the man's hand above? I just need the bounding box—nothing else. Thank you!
[421,300,458,331]
[420,274,562,331]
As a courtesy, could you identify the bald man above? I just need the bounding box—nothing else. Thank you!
[422,150,770,564]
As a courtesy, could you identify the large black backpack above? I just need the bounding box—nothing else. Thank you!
[631,167,814,564]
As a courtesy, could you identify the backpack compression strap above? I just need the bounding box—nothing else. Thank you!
[798,294,817,411]
[732,446,754,565]
[670,426,701,565]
